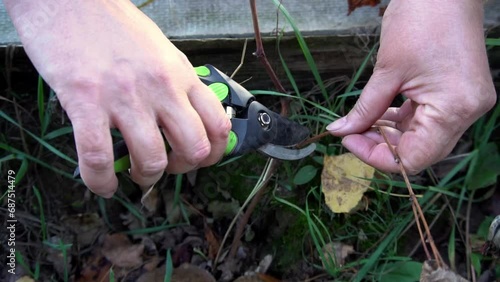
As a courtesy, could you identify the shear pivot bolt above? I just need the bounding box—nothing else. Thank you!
[258,112,271,129]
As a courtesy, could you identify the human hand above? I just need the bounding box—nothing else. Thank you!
[327,0,496,174]
[5,0,231,197]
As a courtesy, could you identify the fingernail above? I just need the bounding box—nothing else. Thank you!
[326,117,347,132]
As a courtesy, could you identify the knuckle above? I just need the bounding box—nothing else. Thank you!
[401,156,426,175]
[448,90,495,124]
[80,150,113,172]
[137,157,168,177]
[177,52,191,67]
[214,115,232,139]
[185,138,211,166]
[150,67,175,89]
[353,99,371,120]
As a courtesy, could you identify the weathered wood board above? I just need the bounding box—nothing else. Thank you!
[0,0,499,91]
[1,0,499,44]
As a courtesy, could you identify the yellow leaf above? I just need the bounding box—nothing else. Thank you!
[16,277,35,282]
[321,153,375,213]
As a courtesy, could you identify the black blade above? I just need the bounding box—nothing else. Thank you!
[268,111,310,146]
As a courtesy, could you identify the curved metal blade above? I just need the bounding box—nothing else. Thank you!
[269,111,310,146]
[257,143,316,160]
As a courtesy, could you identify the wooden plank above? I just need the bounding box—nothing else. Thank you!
[0,35,379,92]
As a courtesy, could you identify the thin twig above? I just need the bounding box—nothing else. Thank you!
[378,127,444,267]
[231,39,248,79]
[465,190,475,280]
[214,159,276,267]
[220,0,290,265]
[249,0,286,95]
[297,131,330,149]
[228,160,279,260]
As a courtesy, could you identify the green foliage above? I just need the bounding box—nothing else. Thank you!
[465,142,500,190]
[293,165,318,185]
[375,260,423,282]
[486,38,500,46]
[165,249,173,282]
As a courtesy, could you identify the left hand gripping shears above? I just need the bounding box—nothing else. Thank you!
[74,65,315,177]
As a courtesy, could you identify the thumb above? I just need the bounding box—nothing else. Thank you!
[327,69,401,136]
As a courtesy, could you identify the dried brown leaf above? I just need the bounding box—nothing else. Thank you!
[420,260,468,282]
[101,234,144,268]
[62,213,104,247]
[347,0,381,15]
[204,223,220,260]
[322,242,355,267]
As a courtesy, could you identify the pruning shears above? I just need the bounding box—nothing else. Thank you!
[74,65,315,178]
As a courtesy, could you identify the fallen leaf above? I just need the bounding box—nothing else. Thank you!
[420,260,468,282]
[76,253,111,282]
[347,0,381,15]
[139,263,216,282]
[208,199,240,219]
[101,234,144,268]
[44,236,72,279]
[234,274,281,282]
[140,185,160,213]
[15,276,35,282]
[204,223,220,260]
[321,242,354,267]
[321,153,375,213]
[62,213,104,247]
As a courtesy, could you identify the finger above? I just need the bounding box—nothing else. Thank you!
[158,91,211,174]
[187,83,231,167]
[379,99,414,122]
[327,69,402,136]
[362,126,403,145]
[396,122,463,175]
[113,107,168,187]
[341,134,401,173]
[69,103,118,198]
[379,99,415,131]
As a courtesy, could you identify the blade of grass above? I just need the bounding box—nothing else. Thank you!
[165,249,173,282]
[250,90,339,117]
[43,127,73,141]
[98,197,114,230]
[336,89,363,99]
[0,143,76,179]
[124,223,187,235]
[109,267,115,282]
[354,191,436,281]
[448,225,456,271]
[174,174,190,224]
[15,251,35,277]
[0,153,16,164]
[37,75,45,136]
[486,38,500,46]
[476,102,499,148]
[272,0,329,106]
[335,42,378,113]
[14,157,28,186]
[0,110,77,165]
[112,195,146,223]
[33,185,48,241]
